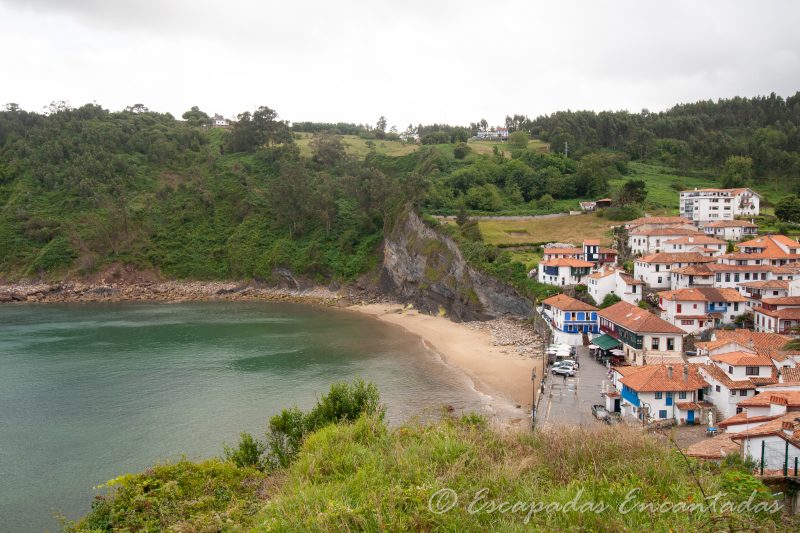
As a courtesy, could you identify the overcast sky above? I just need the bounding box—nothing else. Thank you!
[2,0,799,128]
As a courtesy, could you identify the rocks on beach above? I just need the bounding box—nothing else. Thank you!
[464,318,544,358]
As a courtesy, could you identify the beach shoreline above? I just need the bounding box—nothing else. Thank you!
[347,303,543,425]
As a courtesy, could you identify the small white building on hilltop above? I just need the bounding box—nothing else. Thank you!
[679,187,760,224]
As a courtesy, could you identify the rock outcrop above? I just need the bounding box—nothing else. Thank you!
[380,210,533,321]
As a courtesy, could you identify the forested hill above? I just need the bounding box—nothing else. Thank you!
[527,92,800,176]
[1,92,799,283]
[0,104,427,281]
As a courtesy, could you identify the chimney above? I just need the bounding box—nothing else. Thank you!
[769,395,788,416]
[667,366,673,379]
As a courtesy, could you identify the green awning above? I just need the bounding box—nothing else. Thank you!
[592,334,621,350]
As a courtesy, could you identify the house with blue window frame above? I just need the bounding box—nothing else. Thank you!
[611,363,711,425]
[657,287,747,334]
[540,294,599,346]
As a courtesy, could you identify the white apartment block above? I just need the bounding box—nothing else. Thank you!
[679,188,760,224]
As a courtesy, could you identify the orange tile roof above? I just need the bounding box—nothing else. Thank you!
[663,235,726,246]
[737,391,800,408]
[587,266,618,279]
[598,301,685,334]
[583,239,600,245]
[753,307,800,320]
[710,330,797,359]
[760,296,800,306]
[626,216,692,228]
[709,351,775,367]
[542,247,583,255]
[541,293,598,312]
[781,367,800,384]
[657,287,747,303]
[700,363,778,390]
[704,220,758,228]
[540,258,595,268]
[670,264,715,276]
[737,235,800,257]
[630,227,702,237]
[727,413,800,440]
[685,433,741,459]
[618,273,645,285]
[738,280,790,290]
[618,364,707,392]
[638,252,717,264]
[718,411,784,428]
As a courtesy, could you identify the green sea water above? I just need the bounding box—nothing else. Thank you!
[0,301,485,532]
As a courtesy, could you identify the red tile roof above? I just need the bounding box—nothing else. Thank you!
[619,364,707,392]
[626,216,692,228]
[541,293,598,312]
[760,296,800,306]
[737,391,800,408]
[638,252,716,264]
[704,220,758,228]
[781,367,800,384]
[738,280,790,290]
[663,235,726,246]
[540,258,595,268]
[700,363,776,390]
[657,287,747,303]
[709,351,775,367]
[753,307,800,320]
[685,433,740,460]
[630,227,702,237]
[598,301,685,334]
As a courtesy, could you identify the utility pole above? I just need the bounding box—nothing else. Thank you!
[531,368,537,429]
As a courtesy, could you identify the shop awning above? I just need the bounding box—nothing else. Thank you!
[592,334,621,350]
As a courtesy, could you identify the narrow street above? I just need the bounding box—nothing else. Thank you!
[536,346,613,426]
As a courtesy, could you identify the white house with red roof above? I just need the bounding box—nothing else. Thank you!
[586,266,644,306]
[540,294,599,345]
[657,287,747,334]
[634,252,716,289]
[679,187,760,223]
[611,364,710,424]
[628,226,703,255]
[597,301,685,365]
[702,220,758,241]
[536,258,594,286]
[662,234,726,256]
[693,329,800,370]
[753,296,800,334]
[698,353,778,419]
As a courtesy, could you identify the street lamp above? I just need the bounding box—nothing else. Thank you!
[531,368,537,429]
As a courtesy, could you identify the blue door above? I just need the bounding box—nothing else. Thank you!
[666,393,673,406]
[687,410,695,425]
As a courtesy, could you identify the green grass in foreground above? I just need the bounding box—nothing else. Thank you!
[67,416,793,532]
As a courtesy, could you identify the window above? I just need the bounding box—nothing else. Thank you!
[734,303,739,312]
[716,274,721,282]
[725,273,730,282]
[745,366,759,376]
[677,303,682,313]
[715,385,721,392]
[741,390,748,396]
[728,365,733,374]
[654,392,663,399]
[681,319,694,325]
[651,338,660,349]
[744,273,750,280]
[734,273,740,282]
[679,391,687,399]
[731,389,736,396]
[666,338,675,350]
[658,277,662,284]
[659,410,667,419]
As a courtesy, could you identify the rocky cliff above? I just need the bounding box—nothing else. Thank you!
[379,210,533,321]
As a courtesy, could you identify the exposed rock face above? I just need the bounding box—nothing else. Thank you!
[380,210,533,321]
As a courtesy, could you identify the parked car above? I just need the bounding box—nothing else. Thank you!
[591,404,609,421]
[554,359,579,369]
[552,366,576,377]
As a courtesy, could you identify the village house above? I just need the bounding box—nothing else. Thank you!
[624,216,696,233]
[679,187,761,223]
[729,414,800,472]
[536,258,594,286]
[669,264,716,290]
[541,241,617,265]
[634,252,716,289]
[738,280,791,306]
[698,353,778,419]
[718,390,800,433]
[586,266,644,306]
[753,296,800,334]
[579,198,613,213]
[539,294,599,345]
[693,329,800,370]
[661,235,726,256]
[611,364,710,425]
[211,114,229,127]
[657,287,747,334]
[597,301,685,365]
[702,220,758,241]
[628,226,704,256]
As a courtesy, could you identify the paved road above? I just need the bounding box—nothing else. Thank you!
[536,346,614,426]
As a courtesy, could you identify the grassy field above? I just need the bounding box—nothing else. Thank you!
[294,133,418,158]
[467,138,549,156]
[610,162,717,214]
[477,214,617,246]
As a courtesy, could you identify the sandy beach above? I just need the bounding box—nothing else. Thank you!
[350,303,543,423]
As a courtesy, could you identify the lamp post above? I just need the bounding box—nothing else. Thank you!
[531,368,537,429]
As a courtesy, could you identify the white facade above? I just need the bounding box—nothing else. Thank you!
[699,360,775,419]
[587,269,644,307]
[702,222,758,242]
[679,188,760,223]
